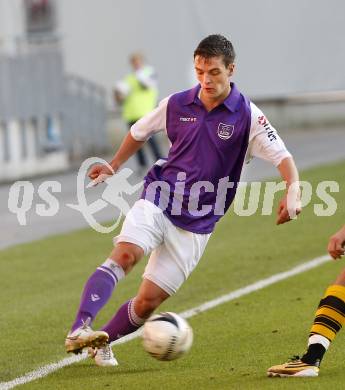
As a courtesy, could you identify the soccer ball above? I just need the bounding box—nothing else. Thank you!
[142,312,193,361]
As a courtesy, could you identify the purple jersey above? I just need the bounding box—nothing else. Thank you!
[141,83,251,234]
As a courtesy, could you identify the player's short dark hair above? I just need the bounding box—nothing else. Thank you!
[194,34,236,67]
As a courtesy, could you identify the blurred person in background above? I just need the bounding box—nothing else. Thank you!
[114,53,162,172]
[268,224,345,378]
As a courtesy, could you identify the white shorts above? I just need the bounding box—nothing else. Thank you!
[114,199,211,295]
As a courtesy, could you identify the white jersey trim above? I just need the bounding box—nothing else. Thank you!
[130,96,169,141]
[247,102,292,167]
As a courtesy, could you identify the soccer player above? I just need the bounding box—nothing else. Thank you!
[268,224,345,377]
[65,34,301,366]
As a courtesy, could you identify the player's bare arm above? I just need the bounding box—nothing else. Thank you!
[276,156,301,225]
[328,225,345,259]
[88,132,145,181]
[88,96,168,182]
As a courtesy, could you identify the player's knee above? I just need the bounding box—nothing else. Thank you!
[116,251,136,273]
[110,243,143,274]
[134,296,161,319]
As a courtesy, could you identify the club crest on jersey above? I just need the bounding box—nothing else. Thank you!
[217,123,234,140]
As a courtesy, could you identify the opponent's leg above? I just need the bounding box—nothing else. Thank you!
[302,272,345,363]
[268,269,345,377]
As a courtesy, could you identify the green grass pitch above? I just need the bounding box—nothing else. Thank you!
[1,160,345,389]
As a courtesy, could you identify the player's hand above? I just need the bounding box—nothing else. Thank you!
[276,193,302,225]
[328,226,345,260]
[87,164,114,187]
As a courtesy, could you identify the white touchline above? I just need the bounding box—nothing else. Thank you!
[0,254,330,390]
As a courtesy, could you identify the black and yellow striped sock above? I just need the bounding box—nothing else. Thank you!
[310,285,345,341]
[302,285,345,364]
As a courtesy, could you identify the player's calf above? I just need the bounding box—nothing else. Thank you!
[134,278,170,318]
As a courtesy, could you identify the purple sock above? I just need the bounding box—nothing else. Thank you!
[101,298,145,342]
[71,259,125,332]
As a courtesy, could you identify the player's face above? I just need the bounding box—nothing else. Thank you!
[194,55,235,102]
